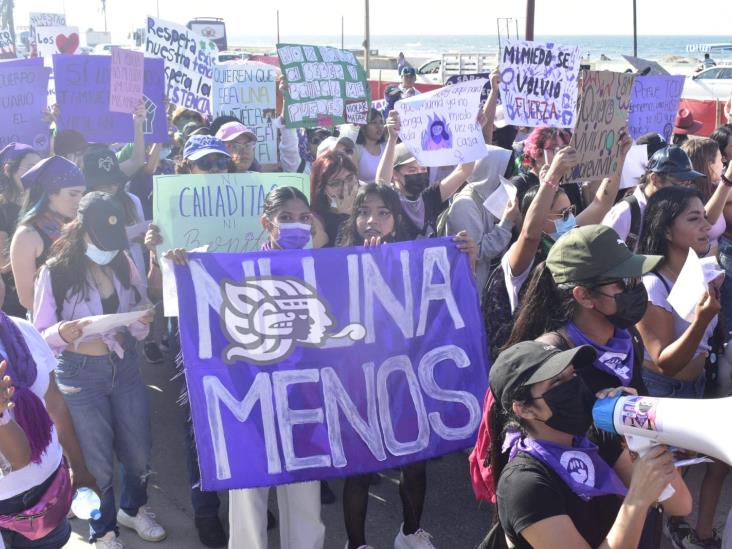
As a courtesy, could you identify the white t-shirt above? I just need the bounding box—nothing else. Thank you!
[501,242,535,313]
[0,318,62,500]
[357,143,385,184]
[601,186,647,243]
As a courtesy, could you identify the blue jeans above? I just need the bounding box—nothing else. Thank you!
[718,236,732,336]
[0,520,71,549]
[55,344,152,542]
[641,368,706,398]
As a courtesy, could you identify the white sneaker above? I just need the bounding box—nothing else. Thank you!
[117,506,167,542]
[95,531,124,549]
[394,523,436,549]
[344,543,375,549]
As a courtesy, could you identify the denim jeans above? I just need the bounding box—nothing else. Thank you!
[0,519,71,549]
[55,343,152,542]
[641,368,706,398]
[718,236,732,336]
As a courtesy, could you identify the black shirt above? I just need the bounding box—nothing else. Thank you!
[401,184,447,240]
[322,211,349,247]
[497,434,624,548]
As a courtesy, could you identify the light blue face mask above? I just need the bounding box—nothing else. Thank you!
[85,242,119,265]
[550,213,577,241]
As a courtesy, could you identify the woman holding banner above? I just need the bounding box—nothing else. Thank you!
[164,185,326,549]
[32,192,164,549]
[10,157,86,313]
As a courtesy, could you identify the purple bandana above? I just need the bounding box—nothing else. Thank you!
[565,322,634,386]
[504,430,628,501]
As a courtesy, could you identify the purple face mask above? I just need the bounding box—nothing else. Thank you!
[275,222,311,250]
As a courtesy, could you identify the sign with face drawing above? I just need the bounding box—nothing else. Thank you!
[173,238,489,489]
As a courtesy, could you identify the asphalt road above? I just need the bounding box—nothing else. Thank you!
[61,352,732,549]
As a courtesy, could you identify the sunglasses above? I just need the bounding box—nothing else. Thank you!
[194,155,230,172]
[549,204,576,222]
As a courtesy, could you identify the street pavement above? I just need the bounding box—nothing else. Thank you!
[61,352,732,548]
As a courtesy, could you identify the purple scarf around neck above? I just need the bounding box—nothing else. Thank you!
[565,321,634,386]
[503,430,627,501]
[1,313,53,463]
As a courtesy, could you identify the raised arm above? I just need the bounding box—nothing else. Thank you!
[704,161,732,224]
[480,68,501,145]
[375,111,400,185]
[119,101,147,177]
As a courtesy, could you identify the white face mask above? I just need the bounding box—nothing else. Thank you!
[85,242,119,265]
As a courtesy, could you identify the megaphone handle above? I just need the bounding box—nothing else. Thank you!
[625,435,675,503]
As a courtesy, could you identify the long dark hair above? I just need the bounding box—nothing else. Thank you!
[636,186,704,258]
[262,186,310,220]
[710,124,732,161]
[46,219,133,320]
[356,108,385,145]
[339,184,406,246]
[19,185,52,226]
[503,261,578,349]
[683,137,720,202]
[0,150,38,206]
[309,151,358,216]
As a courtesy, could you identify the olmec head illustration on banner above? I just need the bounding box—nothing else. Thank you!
[221,276,366,365]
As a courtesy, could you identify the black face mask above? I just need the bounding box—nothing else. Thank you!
[604,284,649,329]
[403,172,430,199]
[541,376,596,436]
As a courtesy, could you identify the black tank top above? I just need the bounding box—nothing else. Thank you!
[32,224,55,269]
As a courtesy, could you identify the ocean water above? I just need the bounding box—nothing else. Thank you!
[231,33,732,62]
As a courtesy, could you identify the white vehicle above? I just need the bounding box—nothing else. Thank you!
[217,51,250,63]
[374,53,495,85]
[683,65,732,100]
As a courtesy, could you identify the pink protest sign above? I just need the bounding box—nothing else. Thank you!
[109,47,144,114]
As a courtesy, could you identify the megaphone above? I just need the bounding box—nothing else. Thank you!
[593,394,732,501]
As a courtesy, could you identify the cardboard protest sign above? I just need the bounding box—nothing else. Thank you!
[36,26,80,60]
[0,29,16,59]
[54,55,167,143]
[498,40,581,128]
[109,47,145,114]
[569,71,635,182]
[395,79,488,167]
[145,16,218,116]
[0,58,51,151]
[174,238,489,489]
[213,62,277,163]
[627,75,684,141]
[277,43,371,128]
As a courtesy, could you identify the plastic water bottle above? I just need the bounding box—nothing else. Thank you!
[71,488,101,520]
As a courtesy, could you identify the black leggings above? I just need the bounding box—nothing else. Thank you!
[343,460,427,548]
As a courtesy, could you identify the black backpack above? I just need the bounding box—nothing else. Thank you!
[623,194,642,251]
[481,262,520,364]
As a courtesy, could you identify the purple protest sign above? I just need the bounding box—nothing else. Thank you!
[0,57,51,151]
[54,54,167,143]
[174,238,489,490]
[110,47,144,114]
[627,75,684,142]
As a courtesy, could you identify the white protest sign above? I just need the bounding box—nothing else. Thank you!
[619,144,647,190]
[666,248,717,322]
[483,176,517,220]
[395,78,488,168]
[145,16,218,115]
[36,26,80,62]
[498,40,581,128]
[212,62,277,164]
[29,12,65,44]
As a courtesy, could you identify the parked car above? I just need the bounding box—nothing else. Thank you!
[683,65,732,100]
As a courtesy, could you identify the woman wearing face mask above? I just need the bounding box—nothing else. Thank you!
[504,224,660,395]
[480,340,690,549]
[10,157,86,312]
[635,186,725,548]
[375,111,476,239]
[310,151,360,247]
[32,192,161,549]
[338,184,476,549]
[165,186,325,549]
[0,143,41,317]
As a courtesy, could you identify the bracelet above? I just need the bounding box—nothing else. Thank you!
[722,172,732,187]
[542,179,560,191]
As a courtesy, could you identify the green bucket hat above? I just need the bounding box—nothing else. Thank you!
[546,225,662,285]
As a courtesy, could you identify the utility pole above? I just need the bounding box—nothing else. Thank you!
[276,9,280,44]
[363,0,370,71]
[341,15,344,50]
[525,0,535,40]
[633,0,638,56]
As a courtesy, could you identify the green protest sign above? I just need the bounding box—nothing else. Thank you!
[153,172,310,254]
[277,43,371,129]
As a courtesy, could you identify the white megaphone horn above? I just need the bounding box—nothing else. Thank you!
[593,394,732,501]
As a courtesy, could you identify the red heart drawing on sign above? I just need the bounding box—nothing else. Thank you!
[55,33,79,54]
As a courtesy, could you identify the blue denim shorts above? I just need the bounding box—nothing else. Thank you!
[641,368,706,399]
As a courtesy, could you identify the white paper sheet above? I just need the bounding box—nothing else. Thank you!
[81,309,150,337]
[619,144,648,190]
[667,249,709,322]
[483,176,517,220]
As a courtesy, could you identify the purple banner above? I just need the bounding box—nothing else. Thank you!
[627,75,685,142]
[53,54,167,143]
[174,238,489,490]
[0,57,51,151]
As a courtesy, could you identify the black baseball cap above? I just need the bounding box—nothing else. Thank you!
[78,191,129,251]
[635,132,668,160]
[490,341,597,411]
[647,145,704,180]
[401,66,416,76]
[83,147,128,189]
